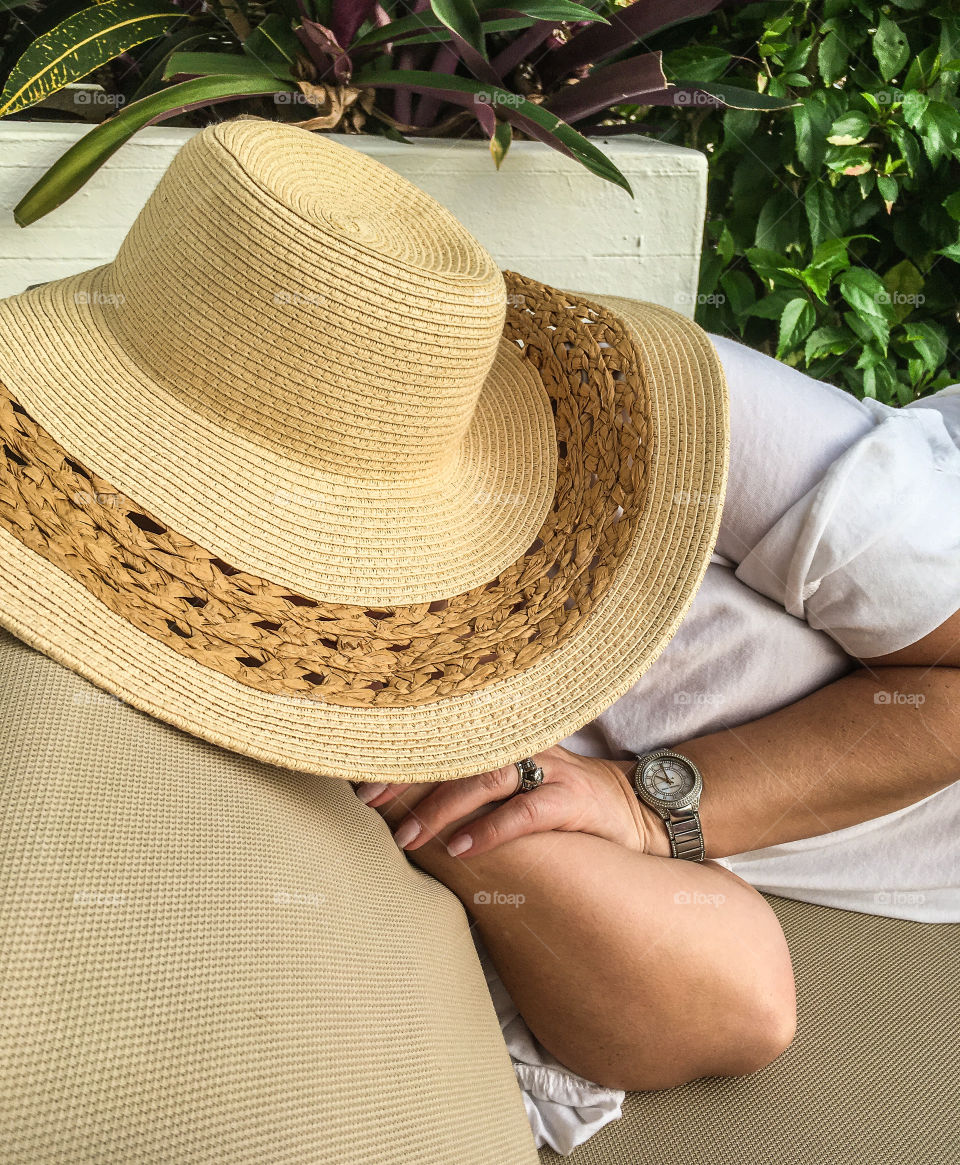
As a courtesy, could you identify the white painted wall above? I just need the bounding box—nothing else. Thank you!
[0,120,707,313]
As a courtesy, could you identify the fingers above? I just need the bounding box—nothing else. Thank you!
[353,781,409,807]
[393,764,521,848]
[386,764,520,852]
[443,784,569,859]
[354,759,562,859]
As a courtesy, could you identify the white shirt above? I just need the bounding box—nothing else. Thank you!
[477,333,960,1154]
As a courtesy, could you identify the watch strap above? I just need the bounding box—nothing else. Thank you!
[664,807,705,862]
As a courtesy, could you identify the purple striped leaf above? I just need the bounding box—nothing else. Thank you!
[543,50,667,123]
[540,0,723,86]
[330,0,380,48]
[296,20,352,83]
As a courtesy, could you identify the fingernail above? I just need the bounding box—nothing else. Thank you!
[356,782,388,803]
[393,819,422,849]
[447,834,472,857]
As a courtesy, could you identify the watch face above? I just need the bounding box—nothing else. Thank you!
[640,757,696,802]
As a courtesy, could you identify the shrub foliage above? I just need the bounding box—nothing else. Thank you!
[636,0,960,402]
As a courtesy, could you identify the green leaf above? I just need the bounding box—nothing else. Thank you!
[901,91,929,132]
[777,297,816,357]
[876,172,898,208]
[838,268,895,350]
[719,268,755,320]
[164,51,294,81]
[490,118,511,169]
[746,289,796,321]
[716,107,760,162]
[479,0,607,22]
[242,13,299,68]
[903,44,937,91]
[888,122,920,177]
[936,242,960,263]
[744,246,802,288]
[353,66,632,195]
[764,14,792,36]
[827,110,871,146]
[715,222,735,265]
[805,324,851,363]
[882,258,924,321]
[839,267,896,317]
[13,73,296,225]
[353,14,528,49]
[681,81,798,110]
[824,143,873,174]
[663,45,731,84]
[792,97,832,170]
[754,188,803,254]
[811,234,874,270]
[804,182,844,248]
[901,321,947,374]
[872,14,909,82]
[0,0,183,117]
[799,235,872,301]
[919,101,960,166]
[943,191,960,221]
[430,0,486,58]
[844,310,881,349]
[818,31,849,85]
[780,37,813,76]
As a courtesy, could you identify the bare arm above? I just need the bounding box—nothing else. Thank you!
[629,609,960,860]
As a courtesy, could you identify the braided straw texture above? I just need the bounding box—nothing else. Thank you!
[0,287,727,780]
[0,118,561,604]
[0,272,645,709]
[0,627,539,1164]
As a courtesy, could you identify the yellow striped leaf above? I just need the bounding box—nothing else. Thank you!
[0,0,184,117]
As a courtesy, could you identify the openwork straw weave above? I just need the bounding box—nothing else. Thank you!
[14,117,560,605]
[0,117,728,779]
[0,273,647,709]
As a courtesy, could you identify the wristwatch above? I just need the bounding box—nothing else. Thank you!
[631,749,705,861]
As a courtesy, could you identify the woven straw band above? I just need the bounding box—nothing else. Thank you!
[0,272,648,709]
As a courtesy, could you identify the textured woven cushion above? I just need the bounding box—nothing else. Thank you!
[540,894,959,1165]
[0,628,538,1164]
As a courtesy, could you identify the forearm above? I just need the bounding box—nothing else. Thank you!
[624,665,960,860]
[372,786,796,1089]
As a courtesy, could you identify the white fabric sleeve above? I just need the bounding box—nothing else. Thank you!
[734,395,960,658]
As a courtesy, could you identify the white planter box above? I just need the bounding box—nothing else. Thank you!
[0,120,706,313]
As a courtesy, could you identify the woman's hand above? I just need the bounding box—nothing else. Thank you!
[354,746,654,859]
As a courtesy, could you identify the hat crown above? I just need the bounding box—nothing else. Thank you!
[103,118,507,481]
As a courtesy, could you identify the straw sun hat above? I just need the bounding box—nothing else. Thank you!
[0,116,728,782]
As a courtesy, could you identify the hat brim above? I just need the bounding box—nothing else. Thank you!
[0,265,558,604]
[0,280,728,781]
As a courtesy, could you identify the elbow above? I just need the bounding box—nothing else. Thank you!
[714,988,798,1078]
[656,994,797,1090]
[600,986,797,1094]
[651,971,797,1091]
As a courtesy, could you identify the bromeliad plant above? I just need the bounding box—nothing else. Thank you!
[0,0,792,224]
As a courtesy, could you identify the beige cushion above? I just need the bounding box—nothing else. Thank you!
[0,628,537,1164]
[540,894,959,1165]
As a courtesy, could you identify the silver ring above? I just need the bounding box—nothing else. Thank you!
[514,757,545,795]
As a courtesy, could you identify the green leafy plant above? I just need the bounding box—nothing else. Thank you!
[1,0,794,224]
[626,0,960,403]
